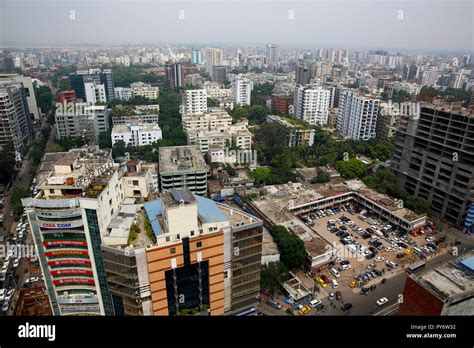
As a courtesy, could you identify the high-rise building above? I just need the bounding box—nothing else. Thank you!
[0,74,41,120]
[0,81,34,158]
[182,89,208,115]
[337,90,380,140]
[231,76,253,106]
[111,123,162,147]
[293,85,330,125]
[69,69,114,102]
[205,48,223,75]
[84,82,107,105]
[55,104,109,143]
[164,63,183,90]
[191,50,202,65]
[144,188,263,315]
[462,54,470,65]
[58,90,77,104]
[271,94,293,115]
[266,44,278,65]
[21,148,120,315]
[295,65,310,85]
[211,65,227,85]
[159,146,210,196]
[391,104,474,228]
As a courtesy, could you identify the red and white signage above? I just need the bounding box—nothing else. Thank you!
[47,259,91,266]
[50,269,93,276]
[40,220,83,229]
[43,240,88,247]
[53,278,95,285]
[45,250,89,257]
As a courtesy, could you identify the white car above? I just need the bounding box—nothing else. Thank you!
[426,236,435,242]
[375,256,385,262]
[336,257,343,263]
[330,268,340,278]
[386,260,398,268]
[385,247,393,252]
[376,297,389,306]
[25,276,40,284]
[5,288,15,302]
[0,289,5,302]
[2,300,9,312]
[340,263,351,270]
[13,258,20,268]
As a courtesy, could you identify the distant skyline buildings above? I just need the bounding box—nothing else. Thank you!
[0,1,472,52]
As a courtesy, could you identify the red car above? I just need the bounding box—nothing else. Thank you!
[321,275,331,284]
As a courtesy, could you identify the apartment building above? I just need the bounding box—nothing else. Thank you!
[114,87,134,101]
[144,188,263,315]
[122,160,158,201]
[111,113,159,126]
[84,82,107,105]
[0,81,34,157]
[231,76,253,106]
[271,94,293,115]
[130,82,159,100]
[0,73,41,120]
[55,104,109,143]
[391,104,474,228]
[181,107,232,133]
[158,146,210,196]
[294,85,330,125]
[182,89,208,115]
[111,123,162,147]
[337,90,380,140]
[69,69,114,102]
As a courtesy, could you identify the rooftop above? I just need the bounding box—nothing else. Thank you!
[112,123,162,133]
[158,145,209,174]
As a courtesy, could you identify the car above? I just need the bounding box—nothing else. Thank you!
[349,279,358,288]
[365,253,375,260]
[328,292,335,301]
[336,291,342,301]
[376,297,389,306]
[373,269,383,276]
[360,287,369,295]
[309,298,321,308]
[396,253,405,259]
[299,305,311,315]
[330,268,340,278]
[266,299,282,309]
[405,249,414,255]
[386,261,398,268]
[340,263,351,270]
[375,256,384,262]
[316,277,328,288]
[384,247,393,252]
[2,300,9,312]
[367,263,376,270]
[13,258,20,268]
[426,236,435,242]
[320,275,331,284]
[340,303,353,312]
[363,249,372,256]
[0,288,5,302]
[336,257,343,263]
[4,288,15,302]
[25,276,40,284]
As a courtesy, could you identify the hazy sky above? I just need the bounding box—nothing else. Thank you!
[0,0,472,52]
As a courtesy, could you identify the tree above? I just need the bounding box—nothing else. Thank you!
[260,262,290,293]
[10,186,27,220]
[311,170,330,184]
[336,158,368,179]
[0,141,17,183]
[112,140,127,158]
[98,131,112,149]
[35,86,54,115]
[268,225,307,270]
[249,167,271,185]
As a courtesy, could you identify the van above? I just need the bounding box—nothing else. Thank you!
[330,268,340,278]
[331,279,338,288]
[309,298,321,308]
[413,247,422,255]
[266,299,282,310]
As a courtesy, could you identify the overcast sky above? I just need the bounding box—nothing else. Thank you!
[0,0,472,52]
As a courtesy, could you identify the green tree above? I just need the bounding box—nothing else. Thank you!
[268,225,307,270]
[336,158,368,179]
[10,186,27,220]
[0,141,17,182]
[98,131,112,149]
[35,86,53,115]
[249,167,271,185]
[260,261,290,293]
[112,140,127,158]
[311,170,330,184]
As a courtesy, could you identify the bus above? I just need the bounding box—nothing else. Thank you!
[406,260,426,274]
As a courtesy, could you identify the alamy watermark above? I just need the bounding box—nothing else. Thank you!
[380,100,420,119]
[1,242,37,259]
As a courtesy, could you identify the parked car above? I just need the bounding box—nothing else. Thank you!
[376,297,389,306]
[328,292,335,301]
[266,299,282,309]
[330,268,340,278]
[336,291,342,301]
[341,303,353,312]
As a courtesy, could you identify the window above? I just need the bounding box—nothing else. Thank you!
[190,230,194,236]
[176,234,180,240]
[170,248,176,254]
[49,189,54,194]
[196,241,202,248]
[166,236,170,242]
[133,180,139,186]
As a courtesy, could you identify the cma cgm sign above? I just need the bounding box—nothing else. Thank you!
[41,221,83,229]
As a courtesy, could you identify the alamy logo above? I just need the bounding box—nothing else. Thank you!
[380,100,420,119]
[18,323,56,341]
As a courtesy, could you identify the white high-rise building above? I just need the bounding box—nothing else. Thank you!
[231,76,253,106]
[84,82,107,105]
[205,48,223,75]
[111,123,162,147]
[114,87,134,101]
[294,85,330,125]
[182,89,208,115]
[337,90,380,140]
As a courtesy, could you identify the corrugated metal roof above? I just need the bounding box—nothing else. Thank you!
[460,256,474,272]
[144,200,163,236]
[193,194,228,223]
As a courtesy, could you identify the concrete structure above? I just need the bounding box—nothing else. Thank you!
[69,69,114,102]
[266,115,315,147]
[0,81,34,158]
[114,87,133,101]
[158,146,210,196]
[399,253,474,315]
[55,104,109,143]
[21,147,120,316]
[231,76,253,106]
[84,82,107,105]
[0,74,41,120]
[111,113,159,126]
[266,44,279,66]
[271,94,293,115]
[211,65,227,85]
[111,123,162,147]
[337,90,380,140]
[122,160,158,201]
[294,85,330,125]
[144,188,263,315]
[391,104,474,228]
[164,63,183,90]
[182,89,207,115]
[130,82,159,100]
[295,65,310,85]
